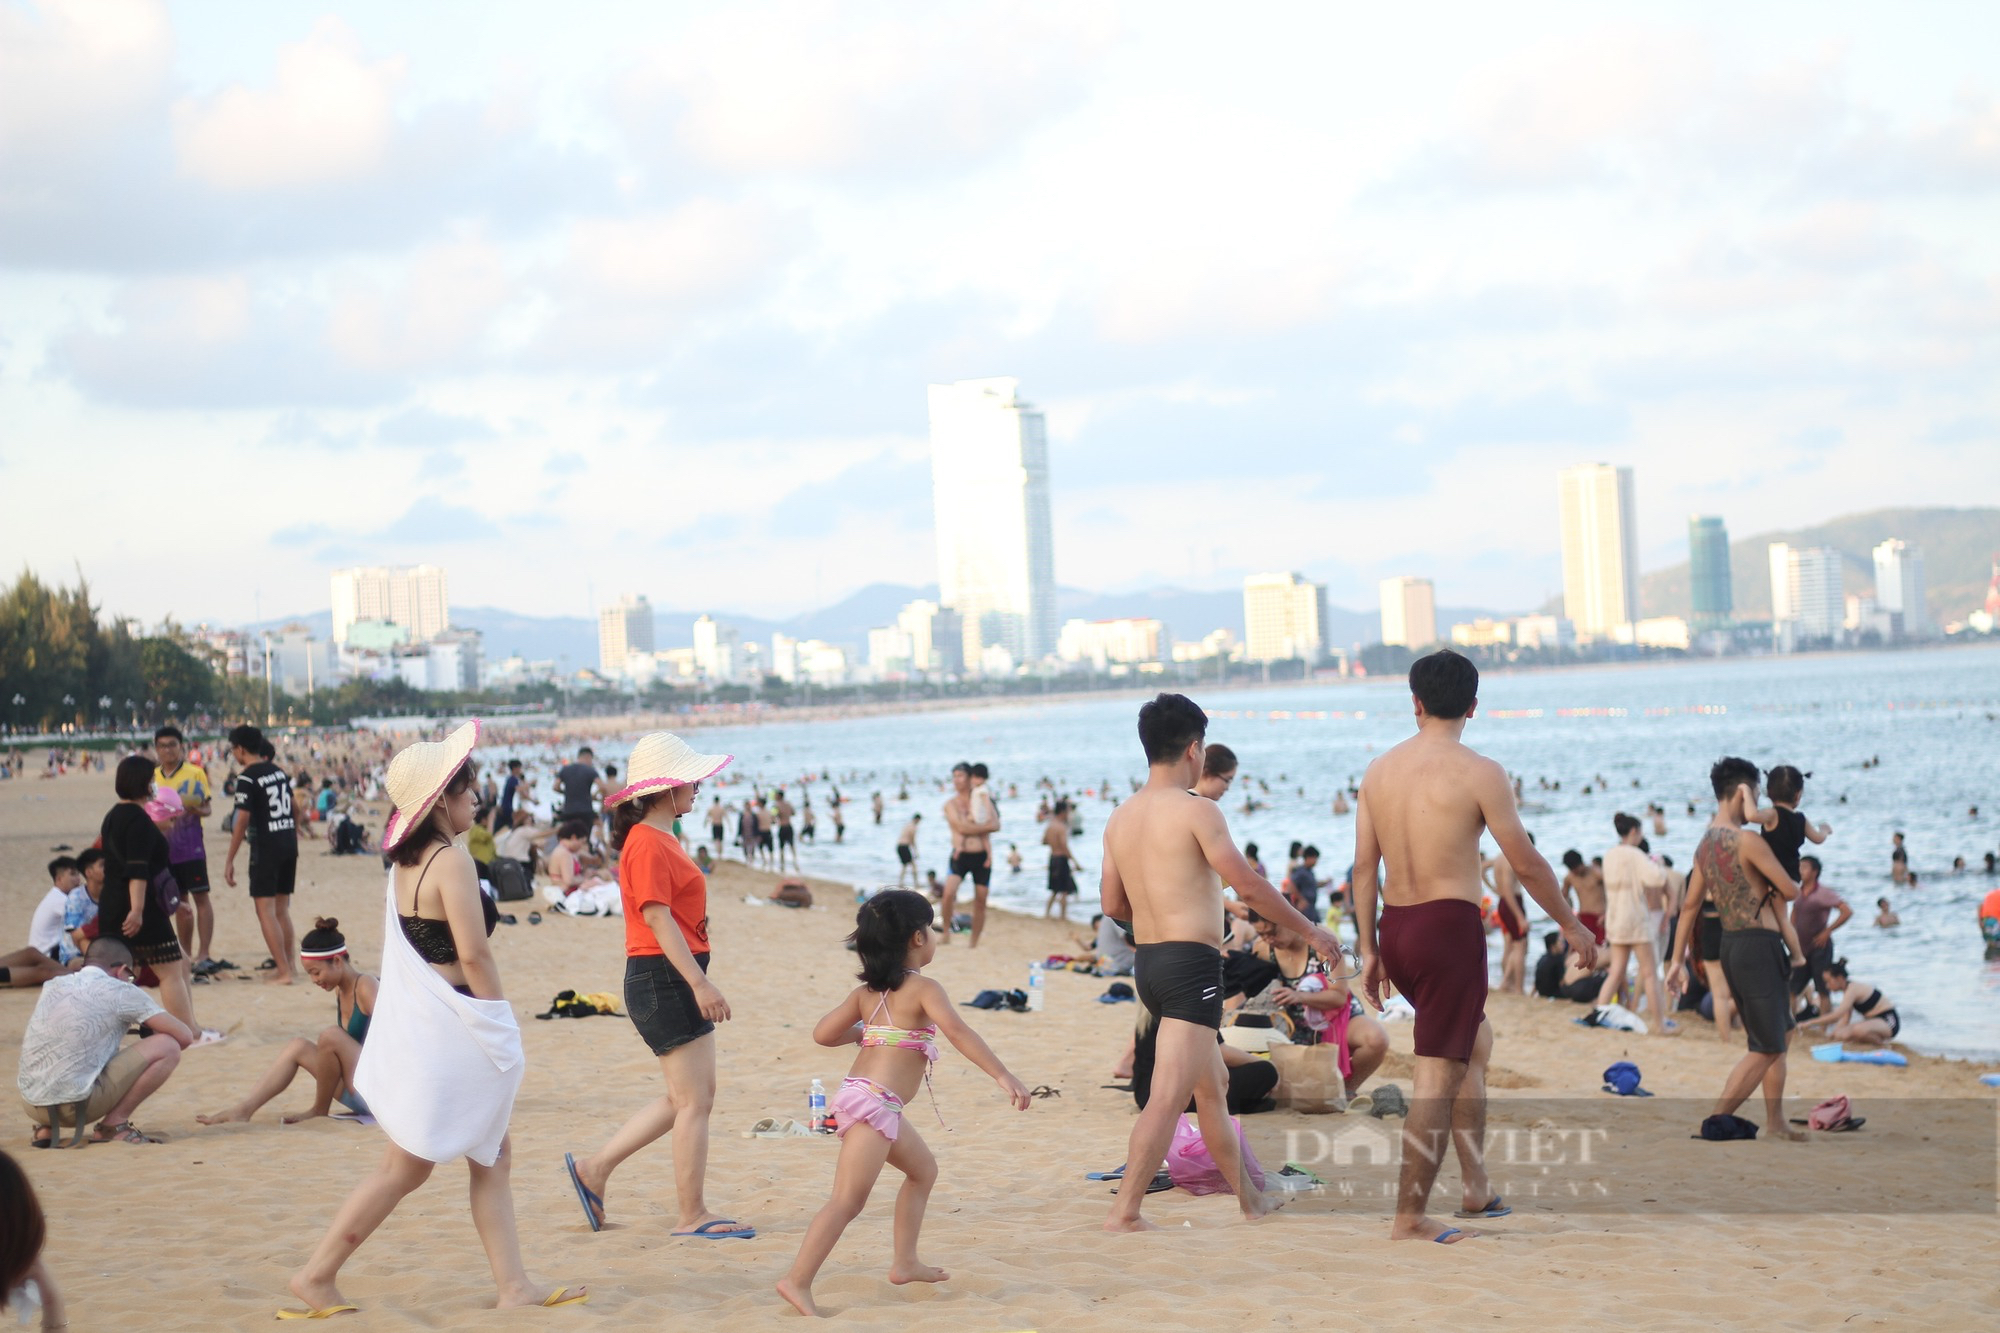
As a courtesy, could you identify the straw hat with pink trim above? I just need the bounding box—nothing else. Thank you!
[606,732,732,807]
[380,719,483,852]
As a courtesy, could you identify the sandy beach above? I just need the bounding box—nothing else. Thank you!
[5,764,1994,1330]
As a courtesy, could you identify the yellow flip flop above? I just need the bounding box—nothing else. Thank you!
[275,1305,359,1319]
[542,1287,589,1308]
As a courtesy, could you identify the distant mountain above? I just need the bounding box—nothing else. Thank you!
[1638,506,1999,623]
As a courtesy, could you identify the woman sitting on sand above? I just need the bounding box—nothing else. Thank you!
[197,918,375,1126]
[1798,959,1901,1044]
[280,721,583,1319]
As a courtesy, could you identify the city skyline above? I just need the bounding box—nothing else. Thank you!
[3,3,1996,628]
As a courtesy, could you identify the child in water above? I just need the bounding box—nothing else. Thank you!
[777,890,1031,1318]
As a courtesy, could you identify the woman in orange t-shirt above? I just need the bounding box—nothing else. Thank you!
[563,734,755,1240]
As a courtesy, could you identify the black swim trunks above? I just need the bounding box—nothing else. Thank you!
[1719,928,1793,1055]
[950,850,992,887]
[1135,941,1224,1029]
[171,858,210,895]
[1047,854,1077,896]
[896,844,915,865]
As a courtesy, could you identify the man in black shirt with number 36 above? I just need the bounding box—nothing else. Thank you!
[223,724,299,983]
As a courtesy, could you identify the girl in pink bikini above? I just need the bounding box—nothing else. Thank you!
[777,890,1031,1318]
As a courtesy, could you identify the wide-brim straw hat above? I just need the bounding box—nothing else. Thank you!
[380,719,482,852]
[605,732,731,807]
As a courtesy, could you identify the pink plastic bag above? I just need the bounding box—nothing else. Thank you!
[1165,1114,1268,1196]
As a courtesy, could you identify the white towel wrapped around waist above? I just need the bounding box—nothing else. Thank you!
[354,867,523,1165]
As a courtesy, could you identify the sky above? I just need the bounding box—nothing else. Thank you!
[2,0,1996,629]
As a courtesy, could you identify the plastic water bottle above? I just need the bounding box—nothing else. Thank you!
[807,1078,829,1134]
[1027,959,1045,1012]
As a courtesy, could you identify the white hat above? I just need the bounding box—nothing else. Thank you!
[380,719,481,851]
[605,732,731,807]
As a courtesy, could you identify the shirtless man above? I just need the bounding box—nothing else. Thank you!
[1482,844,1529,994]
[895,814,921,889]
[1561,849,1607,944]
[1666,758,1806,1141]
[940,762,1000,948]
[1353,651,1597,1243]
[1102,694,1343,1233]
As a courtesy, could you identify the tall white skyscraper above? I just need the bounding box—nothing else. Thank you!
[1242,572,1328,663]
[1378,576,1438,649]
[597,594,655,676]
[330,565,449,645]
[1768,543,1845,645]
[1871,539,1929,638]
[1557,464,1639,640]
[928,377,1058,668]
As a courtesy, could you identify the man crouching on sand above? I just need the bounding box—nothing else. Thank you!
[1102,693,1345,1232]
[1353,650,1598,1243]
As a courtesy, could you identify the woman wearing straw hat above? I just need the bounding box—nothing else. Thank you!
[563,732,752,1239]
[282,721,585,1319]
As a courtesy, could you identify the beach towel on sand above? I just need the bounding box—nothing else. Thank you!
[354,868,524,1166]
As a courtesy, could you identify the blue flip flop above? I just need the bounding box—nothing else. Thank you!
[1085,1164,1127,1181]
[673,1219,756,1240]
[1452,1195,1511,1219]
[563,1152,603,1232]
[1432,1226,1468,1244]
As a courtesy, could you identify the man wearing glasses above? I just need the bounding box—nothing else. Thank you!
[18,938,194,1146]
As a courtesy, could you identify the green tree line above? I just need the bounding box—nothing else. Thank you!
[0,569,217,730]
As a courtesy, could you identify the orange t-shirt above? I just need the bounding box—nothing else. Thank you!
[621,823,709,957]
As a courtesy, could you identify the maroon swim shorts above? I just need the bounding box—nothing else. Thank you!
[1378,898,1487,1061]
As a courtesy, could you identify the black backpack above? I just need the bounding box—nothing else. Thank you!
[489,856,535,902]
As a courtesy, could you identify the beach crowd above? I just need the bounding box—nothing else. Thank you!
[6,650,2000,1322]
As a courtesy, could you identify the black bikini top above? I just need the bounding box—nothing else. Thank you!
[398,845,500,965]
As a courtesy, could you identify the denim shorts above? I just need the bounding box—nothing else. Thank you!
[625,953,714,1056]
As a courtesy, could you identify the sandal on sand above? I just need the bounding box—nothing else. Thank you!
[275,1305,359,1319]
[541,1288,589,1307]
[744,1118,811,1139]
[672,1220,756,1240]
[563,1153,604,1232]
[1453,1195,1512,1219]
[92,1121,162,1144]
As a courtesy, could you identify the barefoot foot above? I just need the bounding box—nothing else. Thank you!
[196,1108,251,1125]
[888,1262,950,1285]
[281,1109,327,1125]
[775,1278,821,1317]
[1241,1188,1288,1222]
[1103,1214,1162,1233]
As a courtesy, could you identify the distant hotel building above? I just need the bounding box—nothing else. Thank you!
[1557,464,1639,640]
[598,594,655,676]
[1058,617,1167,671]
[1242,572,1328,663]
[1688,516,1732,625]
[330,565,450,646]
[1768,543,1845,647]
[927,377,1058,670]
[1378,576,1437,649]
[1871,539,1929,639]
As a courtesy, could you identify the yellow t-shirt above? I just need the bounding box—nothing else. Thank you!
[155,761,211,861]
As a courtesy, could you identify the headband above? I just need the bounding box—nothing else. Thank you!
[298,942,348,959]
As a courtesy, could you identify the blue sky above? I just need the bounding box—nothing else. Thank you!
[2,0,1995,627]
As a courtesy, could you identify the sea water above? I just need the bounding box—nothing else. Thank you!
[597,644,2000,1060]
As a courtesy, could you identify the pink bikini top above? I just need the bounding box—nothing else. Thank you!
[859,980,939,1063]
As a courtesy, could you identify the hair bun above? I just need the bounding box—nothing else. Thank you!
[315,917,338,932]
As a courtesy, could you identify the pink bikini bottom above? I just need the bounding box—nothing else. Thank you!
[831,1076,904,1141]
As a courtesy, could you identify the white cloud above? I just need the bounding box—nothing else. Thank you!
[0,0,171,166]
[615,1,1114,178]
[172,18,402,192]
